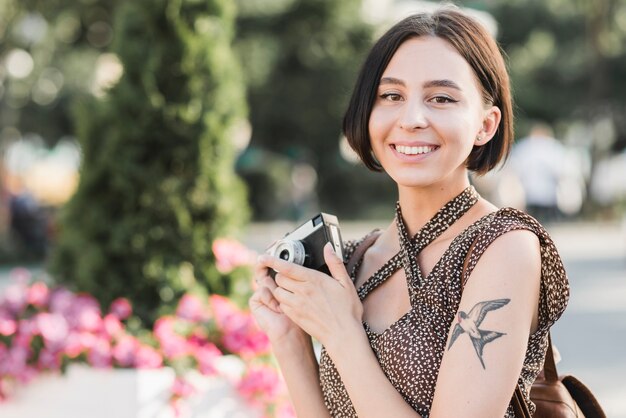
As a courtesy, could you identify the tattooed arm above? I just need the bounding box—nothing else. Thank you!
[430,230,541,418]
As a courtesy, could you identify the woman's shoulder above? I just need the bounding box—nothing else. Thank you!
[479,206,553,239]
[467,206,569,331]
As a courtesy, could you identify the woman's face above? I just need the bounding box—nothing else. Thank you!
[368,36,500,189]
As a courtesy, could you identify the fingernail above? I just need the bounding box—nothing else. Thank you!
[325,242,340,258]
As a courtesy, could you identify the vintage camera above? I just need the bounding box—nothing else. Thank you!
[266,213,344,277]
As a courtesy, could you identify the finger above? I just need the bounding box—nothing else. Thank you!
[272,285,298,306]
[274,272,300,293]
[323,242,352,286]
[258,255,311,282]
[258,274,278,291]
[250,286,281,313]
[253,263,273,281]
[258,286,282,313]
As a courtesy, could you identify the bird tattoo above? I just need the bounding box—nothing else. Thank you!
[447,298,511,369]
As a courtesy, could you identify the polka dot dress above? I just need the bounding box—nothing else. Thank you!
[319,187,569,417]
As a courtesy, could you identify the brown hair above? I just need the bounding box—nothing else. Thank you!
[343,8,514,174]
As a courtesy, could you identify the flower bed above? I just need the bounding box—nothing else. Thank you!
[0,269,294,418]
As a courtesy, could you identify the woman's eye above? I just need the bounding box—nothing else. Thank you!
[430,95,457,104]
[380,92,403,102]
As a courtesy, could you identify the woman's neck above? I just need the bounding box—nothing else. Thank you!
[396,178,471,237]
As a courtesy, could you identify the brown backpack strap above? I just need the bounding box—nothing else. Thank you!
[542,333,559,381]
[513,384,532,418]
[512,332,558,417]
[345,231,381,280]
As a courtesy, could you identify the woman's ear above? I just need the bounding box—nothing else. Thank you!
[475,106,502,146]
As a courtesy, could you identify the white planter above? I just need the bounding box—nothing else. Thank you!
[0,364,258,418]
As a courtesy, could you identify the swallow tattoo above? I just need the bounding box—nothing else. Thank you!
[447,298,511,369]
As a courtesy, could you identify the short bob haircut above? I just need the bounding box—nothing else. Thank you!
[343,8,514,175]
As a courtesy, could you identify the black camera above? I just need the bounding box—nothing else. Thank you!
[266,213,344,278]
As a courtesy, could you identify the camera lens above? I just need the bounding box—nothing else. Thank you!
[272,240,306,265]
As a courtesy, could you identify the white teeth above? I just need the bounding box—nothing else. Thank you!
[395,145,436,155]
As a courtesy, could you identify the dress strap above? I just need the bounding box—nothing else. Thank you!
[356,187,479,300]
[397,186,479,288]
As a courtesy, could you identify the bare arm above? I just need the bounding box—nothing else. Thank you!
[430,229,542,417]
[263,245,423,418]
[250,266,331,418]
[272,330,332,418]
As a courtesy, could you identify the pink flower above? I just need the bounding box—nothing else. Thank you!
[0,376,16,401]
[172,376,196,398]
[154,316,189,359]
[27,282,49,308]
[176,294,208,322]
[212,238,256,274]
[276,402,297,418]
[209,295,238,329]
[38,348,62,370]
[113,335,140,367]
[87,338,112,368]
[236,365,283,404]
[49,288,75,316]
[191,343,222,375]
[110,298,132,320]
[210,295,270,356]
[35,313,69,349]
[64,331,98,358]
[1,345,30,377]
[0,311,17,336]
[1,283,28,314]
[13,318,37,347]
[103,314,124,338]
[135,344,163,369]
[73,295,102,332]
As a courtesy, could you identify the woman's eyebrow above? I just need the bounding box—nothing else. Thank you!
[423,79,462,90]
[378,77,462,91]
[379,77,405,86]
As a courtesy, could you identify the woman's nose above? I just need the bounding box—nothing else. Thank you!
[399,99,428,131]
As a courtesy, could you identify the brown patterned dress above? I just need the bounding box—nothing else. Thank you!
[319,187,569,417]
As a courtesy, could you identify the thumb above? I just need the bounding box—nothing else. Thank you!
[323,242,351,286]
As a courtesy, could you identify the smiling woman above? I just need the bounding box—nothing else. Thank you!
[249,6,569,418]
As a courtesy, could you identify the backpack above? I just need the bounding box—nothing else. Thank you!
[512,333,606,418]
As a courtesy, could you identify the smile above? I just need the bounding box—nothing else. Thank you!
[393,144,438,155]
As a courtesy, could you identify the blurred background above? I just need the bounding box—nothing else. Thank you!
[0,0,624,416]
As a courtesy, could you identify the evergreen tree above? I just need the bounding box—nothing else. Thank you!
[49,0,248,325]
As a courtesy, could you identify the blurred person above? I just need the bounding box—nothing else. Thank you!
[509,123,579,222]
[250,8,568,418]
[9,190,49,259]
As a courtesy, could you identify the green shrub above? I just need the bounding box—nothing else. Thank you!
[48,0,249,326]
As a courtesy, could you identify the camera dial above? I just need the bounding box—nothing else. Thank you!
[273,240,306,265]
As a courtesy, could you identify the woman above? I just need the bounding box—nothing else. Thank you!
[250,7,569,418]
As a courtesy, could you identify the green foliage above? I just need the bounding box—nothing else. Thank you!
[48,0,249,325]
[234,0,396,220]
[473,0,626,150]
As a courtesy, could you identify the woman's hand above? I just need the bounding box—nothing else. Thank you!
[248,261,305,344]
[258,243,364,350]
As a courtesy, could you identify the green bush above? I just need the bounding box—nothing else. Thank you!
[48,0,249,326]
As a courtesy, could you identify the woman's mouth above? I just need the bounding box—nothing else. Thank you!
[392,144,439,156]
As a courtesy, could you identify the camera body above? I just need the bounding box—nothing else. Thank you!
[266,213,344,277]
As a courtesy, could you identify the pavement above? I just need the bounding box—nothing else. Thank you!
[1,220,625,416]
